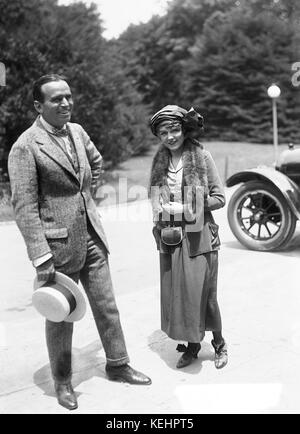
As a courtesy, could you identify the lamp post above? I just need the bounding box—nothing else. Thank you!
[267,84,281,164]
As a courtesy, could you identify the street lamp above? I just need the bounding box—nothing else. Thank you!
[267,84,281,164]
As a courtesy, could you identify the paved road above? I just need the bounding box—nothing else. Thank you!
[1,188,300,414]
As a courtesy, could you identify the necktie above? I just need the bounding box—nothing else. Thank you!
[67,135,79,174]
[50,128,79,174]
[52,128,69,137]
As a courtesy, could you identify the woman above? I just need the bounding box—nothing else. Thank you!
[149,104,228,369]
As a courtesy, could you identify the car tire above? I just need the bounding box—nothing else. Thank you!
[227,180,297,251]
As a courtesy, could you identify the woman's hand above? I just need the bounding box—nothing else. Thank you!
[162,202,184,215]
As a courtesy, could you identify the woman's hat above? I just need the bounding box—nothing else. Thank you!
[149,105,204,137]
[32,271,86,322]
[149,105,187,135]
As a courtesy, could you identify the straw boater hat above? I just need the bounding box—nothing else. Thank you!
[32,271,86,322]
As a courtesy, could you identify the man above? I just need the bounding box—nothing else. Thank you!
[8,74,151,411]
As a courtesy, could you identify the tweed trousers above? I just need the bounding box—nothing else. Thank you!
[46,221,130,384]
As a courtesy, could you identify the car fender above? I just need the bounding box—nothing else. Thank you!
[226,166,300,219]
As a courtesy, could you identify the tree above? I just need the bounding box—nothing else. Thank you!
[0,0,151,180]
[117,0,242,112]
[182,0,300,142]
[117,0,300,143]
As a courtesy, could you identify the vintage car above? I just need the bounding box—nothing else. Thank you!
[226,143,300,251]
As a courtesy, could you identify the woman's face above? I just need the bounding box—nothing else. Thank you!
[157,121,185,152]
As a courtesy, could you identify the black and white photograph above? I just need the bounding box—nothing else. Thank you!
[1,0,300,416]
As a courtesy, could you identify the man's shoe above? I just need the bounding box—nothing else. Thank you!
[54,383,78,410]
[176,343,201,369]
[211,339,228,369]
[105,364,152,385]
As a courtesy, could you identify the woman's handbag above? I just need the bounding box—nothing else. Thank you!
[161,226,183,246]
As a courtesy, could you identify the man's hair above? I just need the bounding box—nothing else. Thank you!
[33,74,68,103]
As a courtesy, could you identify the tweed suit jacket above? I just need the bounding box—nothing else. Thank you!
[8,116,109,275]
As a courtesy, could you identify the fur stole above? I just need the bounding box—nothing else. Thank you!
[149,138,208,190]
[149,138,208,219]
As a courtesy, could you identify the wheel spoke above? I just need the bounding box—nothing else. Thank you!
[267,212,281,217]
[257,223,262,238]
[265,201,276,211]
[264,222,272,237]
[242,202,252,209]
[246,197,256,209]
[265,218,281,227]
[247,221,256,231]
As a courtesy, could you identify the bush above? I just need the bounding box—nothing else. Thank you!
[0,182,13,221]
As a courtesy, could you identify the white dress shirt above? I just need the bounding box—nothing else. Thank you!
[167,157,183,203]
[40,116,73,159]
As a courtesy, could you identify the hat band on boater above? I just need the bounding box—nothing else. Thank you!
[42,283,77,314]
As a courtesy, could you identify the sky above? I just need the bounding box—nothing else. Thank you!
[58,0,169,39]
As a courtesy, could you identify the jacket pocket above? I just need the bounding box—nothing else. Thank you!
[44,228,70,267]
[44,228,68,239]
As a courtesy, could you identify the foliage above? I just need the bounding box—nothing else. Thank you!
[0,0,151,179]
[118,0,300,144]
[184,3,298,142]
[0,182,13,221]
[1,0,300,182]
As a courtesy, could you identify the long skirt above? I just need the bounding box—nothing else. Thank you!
[160,238,222,343]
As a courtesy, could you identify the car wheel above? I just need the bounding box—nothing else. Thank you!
[227,180,297,251]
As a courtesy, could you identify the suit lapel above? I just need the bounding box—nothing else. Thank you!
[33,118,79,184]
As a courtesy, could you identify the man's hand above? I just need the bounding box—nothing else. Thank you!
[36,258,56,283]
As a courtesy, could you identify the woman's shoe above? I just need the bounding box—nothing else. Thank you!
[211,339,228,369]
[176,343,201,369]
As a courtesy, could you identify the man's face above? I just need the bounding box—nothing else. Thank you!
[34,80,73,128]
